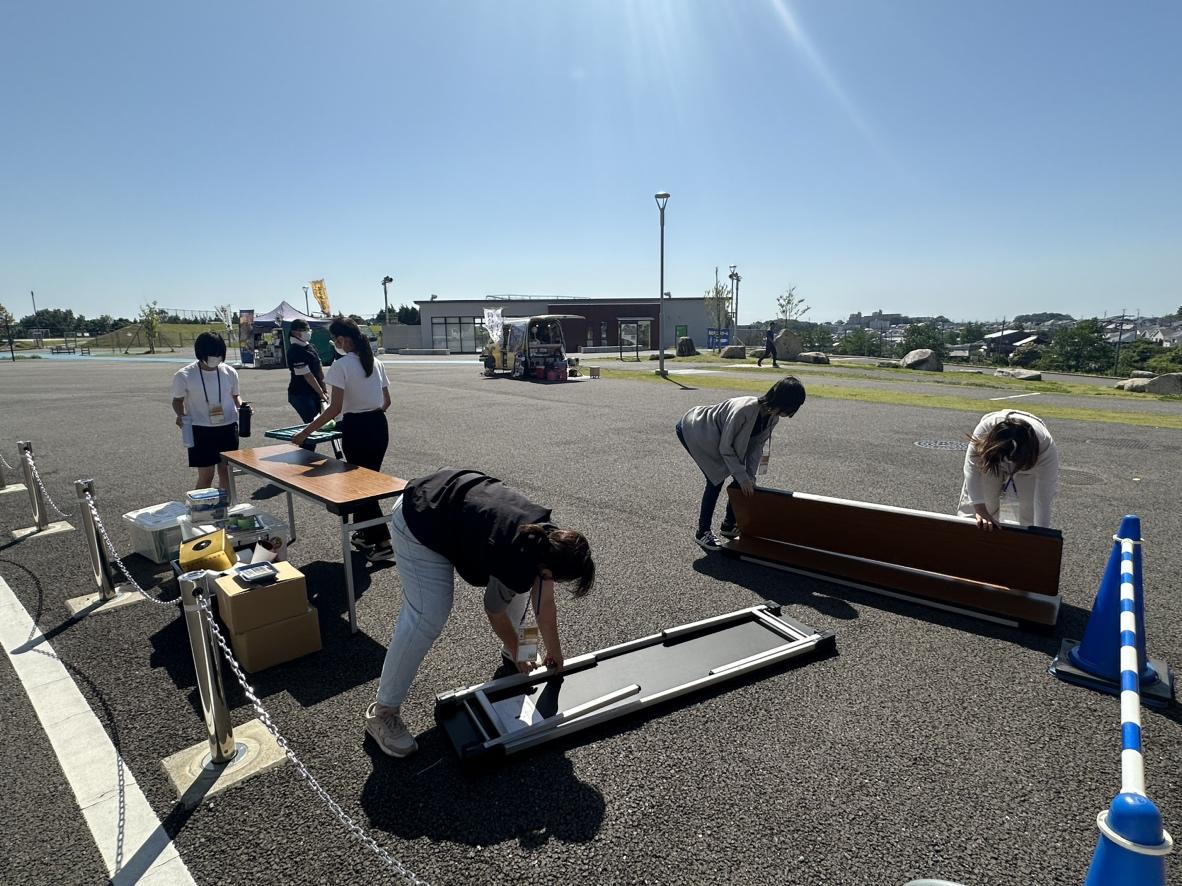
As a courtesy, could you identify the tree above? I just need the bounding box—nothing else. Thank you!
[797,324,833,352]
[139,301,161,354]
[961,322,986,343]
[899,321,947,359]
[1116,339,1160,377]
[776,286,809,324]
[396,304,420,325]
[703,279,731,349]
[837,327,880,357]
[1039,319,1112,373]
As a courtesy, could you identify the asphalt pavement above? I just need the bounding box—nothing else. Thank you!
[1,359,1179,886]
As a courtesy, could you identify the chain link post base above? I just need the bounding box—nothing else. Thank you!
[18,441,49,530]
[179,571,236,763]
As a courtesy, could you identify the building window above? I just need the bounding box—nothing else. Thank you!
[600,321,608,345]
[431,317,487,353]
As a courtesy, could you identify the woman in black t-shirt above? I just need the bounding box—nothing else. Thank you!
[285,319,328,451]
[363,468,595,758]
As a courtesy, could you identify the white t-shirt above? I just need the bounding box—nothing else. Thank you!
[171,362,241,427]
[325,353,389,414]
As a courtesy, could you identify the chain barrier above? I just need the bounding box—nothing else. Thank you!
[82,493,178,609]
[79,489,425,882]
[196,594,429,886]
[24,450,75,519]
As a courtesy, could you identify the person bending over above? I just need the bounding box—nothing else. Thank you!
[676,376,806,551]
[958,410,1059,530]
[364,468,595,758]
[171,332,242,491]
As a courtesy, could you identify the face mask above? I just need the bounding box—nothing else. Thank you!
[333,344,347,356]
[203,357,222,369]
[291,331,307,343]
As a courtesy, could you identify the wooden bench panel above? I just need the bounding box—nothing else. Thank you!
[727,487,1062,597]
[726,536,1060,627]
[723,487,1063,628]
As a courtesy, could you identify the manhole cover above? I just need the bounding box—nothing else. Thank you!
[1092,439,1150,450]
[914,440,970,451]
[1059,468,1104,485]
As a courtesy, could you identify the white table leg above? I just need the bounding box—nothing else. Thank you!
[341,517,357,633]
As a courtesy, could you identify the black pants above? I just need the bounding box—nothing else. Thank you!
[757,343,779,366]
[341,409,392,544]
[288,390,322,451]
[676,421,736,537]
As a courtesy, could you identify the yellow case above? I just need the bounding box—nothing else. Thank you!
[179,529,235,572]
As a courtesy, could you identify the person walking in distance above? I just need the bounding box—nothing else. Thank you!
[757,321,780,368]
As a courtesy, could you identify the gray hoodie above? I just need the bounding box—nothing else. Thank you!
[679,396,778,487]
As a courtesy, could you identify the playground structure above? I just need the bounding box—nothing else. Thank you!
[722,486,1064,629]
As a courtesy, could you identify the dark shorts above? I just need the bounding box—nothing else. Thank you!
[188,423,240,468]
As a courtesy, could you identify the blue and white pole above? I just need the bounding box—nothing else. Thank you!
[1083,526,1173,886]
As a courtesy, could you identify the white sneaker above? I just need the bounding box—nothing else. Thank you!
[364,703,418,757]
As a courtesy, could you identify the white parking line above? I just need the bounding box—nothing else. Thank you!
[0,575,196,885]
[988,392,1042,401]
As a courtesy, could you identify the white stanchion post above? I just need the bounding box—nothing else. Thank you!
[75,480,118,602]
[18,441,48,531]
[178,571,236,764]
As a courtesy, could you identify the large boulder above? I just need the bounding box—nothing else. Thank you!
[721,344,747,359]
[877,359,901,368]
[675,336,698,357]
[773,329,802,360]
[1117,378,1150,392]
[1146,373,1182,395]
[901,348,942,371]
[1131,370,1156,378]
[994,368,1042,381]
[796,351,829,364]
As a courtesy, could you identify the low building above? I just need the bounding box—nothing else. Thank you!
[412,295,717,354]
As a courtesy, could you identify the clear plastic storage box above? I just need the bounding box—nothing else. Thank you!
[121,501,189,564]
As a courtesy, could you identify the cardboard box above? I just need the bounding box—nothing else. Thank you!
[214,561,309,635]
[229,607,321,674]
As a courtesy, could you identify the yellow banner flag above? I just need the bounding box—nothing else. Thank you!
[309,279,331,315]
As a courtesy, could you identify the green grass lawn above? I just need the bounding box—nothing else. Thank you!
[597,367,1182,429]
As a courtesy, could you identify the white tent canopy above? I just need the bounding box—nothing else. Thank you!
[253,301,324,327]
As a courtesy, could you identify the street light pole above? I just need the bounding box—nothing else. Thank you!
[31,290,37,315]
[302,286,310,316]
[654,192,670,376]
[381,276,393,324]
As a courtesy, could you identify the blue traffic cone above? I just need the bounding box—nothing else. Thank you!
[1067,515,1158,685]
[1084,792,1173,886]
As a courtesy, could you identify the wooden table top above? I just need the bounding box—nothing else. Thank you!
[222,444,407,514]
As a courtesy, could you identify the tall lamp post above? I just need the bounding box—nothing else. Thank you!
[302,285,310,316]
[654,192,670,376]
[381,276,394,325]
[728,265,742,344]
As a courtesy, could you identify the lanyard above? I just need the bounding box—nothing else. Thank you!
[197,364,222,408]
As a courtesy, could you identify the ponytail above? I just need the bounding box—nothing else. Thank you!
[516,523,595,598]
[328,317,375,377]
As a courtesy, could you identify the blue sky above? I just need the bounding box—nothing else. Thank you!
[2,1,1179,324]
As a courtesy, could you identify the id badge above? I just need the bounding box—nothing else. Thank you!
[757,439,771,475]
[516,623,541,663]
[208,403,226,426]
